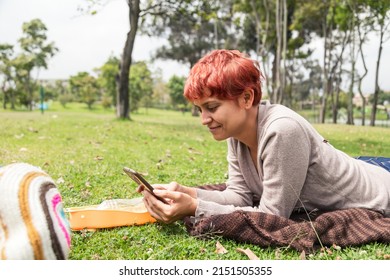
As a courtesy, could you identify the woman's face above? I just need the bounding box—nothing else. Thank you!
[193,95,249,141]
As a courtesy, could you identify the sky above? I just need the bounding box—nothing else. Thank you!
[0,0,389,94]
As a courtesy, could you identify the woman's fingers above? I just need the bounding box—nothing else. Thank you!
[141,189,194,224]
[142,191,164,221]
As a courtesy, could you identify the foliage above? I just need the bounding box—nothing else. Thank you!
[129,61,153,112]
[369,90,390,105]
[0,44,15,109]
[0,19,57,110]
[16,19,58,110]
[0,106,389,260]
[96,55,120,107]
[167,75,187,110]
[69,72,100,109]
[147,0,237,68]
[152,70,170,109]
[1,1,389,124]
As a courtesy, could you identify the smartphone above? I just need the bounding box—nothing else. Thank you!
[123,167,168,204]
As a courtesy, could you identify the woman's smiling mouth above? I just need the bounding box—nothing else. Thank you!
[208,125,221,133]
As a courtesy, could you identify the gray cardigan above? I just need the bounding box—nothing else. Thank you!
[196,103,390,218]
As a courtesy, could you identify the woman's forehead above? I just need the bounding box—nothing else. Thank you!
[193,96,221,106]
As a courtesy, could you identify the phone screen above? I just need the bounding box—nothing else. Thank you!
[123,167,168,204]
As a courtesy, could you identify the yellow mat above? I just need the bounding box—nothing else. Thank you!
[65,197,156,230]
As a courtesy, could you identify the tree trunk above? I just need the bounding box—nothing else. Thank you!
[281,0,287,105]
[273,0,282,104]
[347,18,356,125]
[1,82,7,109]
[320,35,328,124]
[370,23,384,127]
[347,66,355,125]
[333,83,340,124]
[26,74,33,111]
[117,0,140,119]
[357,23,368,126]
[320,9,330,124]
[332,63,342,124]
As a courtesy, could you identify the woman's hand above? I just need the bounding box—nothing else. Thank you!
[140,185,198,224]
[136,181,197,198]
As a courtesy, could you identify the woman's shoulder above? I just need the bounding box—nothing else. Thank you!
[258,103,321,145]
[259,103,308,130]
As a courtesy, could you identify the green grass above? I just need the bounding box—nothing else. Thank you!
[0,103,389,260]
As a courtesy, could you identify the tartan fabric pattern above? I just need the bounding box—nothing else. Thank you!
[185,184,390,252]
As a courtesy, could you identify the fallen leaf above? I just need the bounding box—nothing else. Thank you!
[28,127,38,133]
[215,241,228,254]
[188,147,202,154]
[199,247,207,253]
[236,248,259,260]
[275,248,282,260]
[56,177,65,184]
[299,250,306,260]
[81,189,92,199]
[332,244,341,250]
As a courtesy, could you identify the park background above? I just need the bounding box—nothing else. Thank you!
[0,0,389,260]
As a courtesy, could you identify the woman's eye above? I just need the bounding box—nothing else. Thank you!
[207,106,218,112]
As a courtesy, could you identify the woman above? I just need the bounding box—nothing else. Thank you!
[139,49,390,223]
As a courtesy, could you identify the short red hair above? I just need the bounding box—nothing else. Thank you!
[184,49,263,105]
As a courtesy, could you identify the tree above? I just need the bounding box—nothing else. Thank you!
[236,0,304,105]
[293,0,351,123]
[150,0,236,68]
[167,75,186,111]
[0,44,15,109]
[69,72,100,109]
[82,0,199,119]
[152,68,170,109]
[368,0,390,126]
[96,55,120,108]
[355,0,372,126]
[235,0,275,97]
[128,61,153,112]
[54,80,73,108]
[16,19,58,110]
[115,0,140,119]
[117,1,195,119]
[145,0,238,116]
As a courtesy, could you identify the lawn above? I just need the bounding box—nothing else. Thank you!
[0,103,389,260]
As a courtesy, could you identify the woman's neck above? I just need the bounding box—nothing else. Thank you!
[236,105,259,151]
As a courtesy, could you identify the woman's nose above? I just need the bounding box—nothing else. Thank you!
[201,112,212,125]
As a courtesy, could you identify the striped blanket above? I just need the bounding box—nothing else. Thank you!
[0,163,71,259]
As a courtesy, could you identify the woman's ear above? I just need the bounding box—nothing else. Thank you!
[240,89,255,109]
